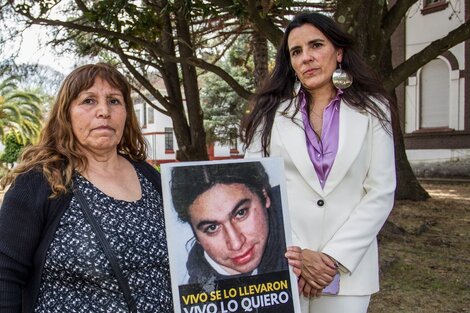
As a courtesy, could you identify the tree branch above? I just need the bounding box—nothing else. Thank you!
[131,86,169,116]
[384,20,470,92]
[112,42,171,111]
[74,0,90,14]
[382,0,418,39]
[334,0,365,33]
[242,0,284,45]
[14,13,252,99]
[206,0,283,45]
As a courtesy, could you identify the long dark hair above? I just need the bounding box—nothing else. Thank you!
[241,12,395,155]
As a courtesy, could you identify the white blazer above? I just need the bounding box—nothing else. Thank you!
[245,97,396,296]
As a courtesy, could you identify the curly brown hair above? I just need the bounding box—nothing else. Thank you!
[1,63,147,196]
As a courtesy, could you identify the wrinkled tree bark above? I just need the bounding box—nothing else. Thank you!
[174,0,209,161]
[148,0,209,161]
[251,30,269,89]
[380,39,430,200]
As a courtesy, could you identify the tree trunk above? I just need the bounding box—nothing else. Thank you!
[174,0,209,161]
[348,0,429,200]
[251,30,269,89]
[392,111,430,200]
[152,0,208,161]
[380,32,430,201]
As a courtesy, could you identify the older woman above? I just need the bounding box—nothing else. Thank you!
[0,63,173,312]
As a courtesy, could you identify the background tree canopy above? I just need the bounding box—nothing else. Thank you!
[0,132,26,166]
[1,0,469,200]
[0,77,44,145]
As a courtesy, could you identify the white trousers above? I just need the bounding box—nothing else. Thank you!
[299,294,371,313]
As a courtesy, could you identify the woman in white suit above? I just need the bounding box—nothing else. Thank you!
[242,12,396,313]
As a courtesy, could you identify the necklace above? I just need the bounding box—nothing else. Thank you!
[309,109,323,137]
[308,90,336,137]
[310,109,323,118]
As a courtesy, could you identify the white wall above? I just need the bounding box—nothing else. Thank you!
[133,99,177,162]
[406,2,464,59]
[405,0,466,133]
[133,95,241,162]
[404,0,469,162]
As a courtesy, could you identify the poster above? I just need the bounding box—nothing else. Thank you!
[161,157,301,313]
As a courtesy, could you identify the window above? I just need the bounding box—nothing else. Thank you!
[134,109,141,125]
[142,103,148,127]
[230,129,238,153]
[419,59,449,128]
[165,127,174,151]
[147,107,155,124]
[148,134,157,161]
[422,0,448,14]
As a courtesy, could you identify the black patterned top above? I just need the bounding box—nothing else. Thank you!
[34,169,173,312]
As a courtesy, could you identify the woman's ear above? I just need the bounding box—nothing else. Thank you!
[337,48,344,63]
[262,189,271,209]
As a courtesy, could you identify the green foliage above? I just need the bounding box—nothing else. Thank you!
[66,0,164,62]
[0,77,44,144]
[0,132,25,165]
[202,72,248,145]
[201,33,278,144]
[201,35,255,145]
[87,1,162,44]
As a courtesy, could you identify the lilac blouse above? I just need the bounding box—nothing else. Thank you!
[300,89,343,189]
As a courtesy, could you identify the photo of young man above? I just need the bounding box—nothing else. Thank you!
[168,161,287,285]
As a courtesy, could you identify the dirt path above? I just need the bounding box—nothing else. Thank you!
[369,182,470,313]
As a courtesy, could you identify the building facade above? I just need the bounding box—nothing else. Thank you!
[402,0,470,163]
[133,95,242,165]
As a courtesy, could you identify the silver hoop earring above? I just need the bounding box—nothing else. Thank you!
[293,76,301,96]
[332,63,353,89]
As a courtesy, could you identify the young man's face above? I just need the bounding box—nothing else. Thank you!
[189,183,270,275]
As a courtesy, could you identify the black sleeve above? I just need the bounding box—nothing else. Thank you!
[0,171,47,312]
